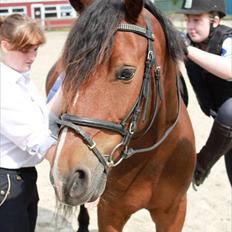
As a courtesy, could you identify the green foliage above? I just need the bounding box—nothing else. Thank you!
[171,0,180,5]
[154,0,181,13]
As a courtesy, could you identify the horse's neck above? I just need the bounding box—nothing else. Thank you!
[158,63,179,133]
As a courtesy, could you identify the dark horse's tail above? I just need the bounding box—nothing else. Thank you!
[145,0,185,63]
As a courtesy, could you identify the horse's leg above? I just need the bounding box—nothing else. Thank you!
[149,195,187,232]
[77,205,89,232]
[98,202,129,232]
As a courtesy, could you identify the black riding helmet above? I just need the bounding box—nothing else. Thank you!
[177,0,226,18]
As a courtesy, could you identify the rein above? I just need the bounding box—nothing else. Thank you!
[57,17,181,173]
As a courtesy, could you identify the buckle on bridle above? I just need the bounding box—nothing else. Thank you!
[88,141,96,150]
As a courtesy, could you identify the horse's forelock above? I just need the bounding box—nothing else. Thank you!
[62,0,125,101]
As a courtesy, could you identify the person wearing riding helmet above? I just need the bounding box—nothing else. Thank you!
[177,0,232,187]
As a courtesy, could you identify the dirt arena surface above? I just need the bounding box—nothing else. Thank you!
[31,29,231,232]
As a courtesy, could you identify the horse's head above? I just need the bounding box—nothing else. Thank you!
[49,0,184,206]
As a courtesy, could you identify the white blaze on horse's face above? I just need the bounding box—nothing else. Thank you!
[52,127,69,201]
[52,91,80,202]
[72,91,79,107]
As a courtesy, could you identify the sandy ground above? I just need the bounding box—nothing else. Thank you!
[30,30,232,232]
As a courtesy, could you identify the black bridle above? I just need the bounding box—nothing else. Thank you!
[57,17,181,173]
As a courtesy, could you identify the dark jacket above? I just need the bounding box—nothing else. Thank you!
[185,25,232,116]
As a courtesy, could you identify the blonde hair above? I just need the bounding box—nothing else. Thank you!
[0,14,46,52]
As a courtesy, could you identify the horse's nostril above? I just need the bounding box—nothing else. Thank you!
[68,168,90,198]
[77,170,85,180]
[70,181,79,193]
[70,171,85,191]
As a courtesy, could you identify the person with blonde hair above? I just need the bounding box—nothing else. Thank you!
[0,14,57,231]
[177,0,232,187]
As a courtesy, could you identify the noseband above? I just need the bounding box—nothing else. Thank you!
[57,17,181,173]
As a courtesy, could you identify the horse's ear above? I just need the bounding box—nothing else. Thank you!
[124,0,144,23]
[69,0,92,13]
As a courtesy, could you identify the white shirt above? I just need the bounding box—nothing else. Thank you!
[221,37,232,81]
[0,62,56,168]
[221,37,232,58]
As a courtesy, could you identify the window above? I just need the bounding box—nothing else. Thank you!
[0,8,9,16]
[12,7,26,14]
[0,7,26,16]
[44,6,57,18]
[60,5,73,18]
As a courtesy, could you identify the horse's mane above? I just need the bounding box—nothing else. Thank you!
[61,0,184,101]
[145,1,184,62]
[62,0,124,100]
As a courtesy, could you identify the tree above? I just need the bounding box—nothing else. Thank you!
[172,0,180,5]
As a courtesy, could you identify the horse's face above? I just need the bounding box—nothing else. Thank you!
[50,0,155,206]
[69,29,148,154]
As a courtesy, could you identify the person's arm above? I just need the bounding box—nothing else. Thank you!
[186,46,232,80]
[47,84,64,116]
[0,86,57,161]
[45,87,64,140]
[186,36,232,81]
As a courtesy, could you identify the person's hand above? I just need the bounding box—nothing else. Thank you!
[178,32,191,55]
[49,112,59,139]
[45,144,56,165]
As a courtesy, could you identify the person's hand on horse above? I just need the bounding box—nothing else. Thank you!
[49,112,59,139]
[178,31,191,56]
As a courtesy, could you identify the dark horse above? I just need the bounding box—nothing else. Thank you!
[46,0,196,231]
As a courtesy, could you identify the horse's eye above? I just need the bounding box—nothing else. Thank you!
[117,68,136,81]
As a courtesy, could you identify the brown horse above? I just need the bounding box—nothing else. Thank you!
[47,0,196,231]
